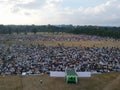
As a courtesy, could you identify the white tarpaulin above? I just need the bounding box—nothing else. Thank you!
[50,71,65,77]
[22,72,27,76]
[77,72,91,77]
[50,71,91,77]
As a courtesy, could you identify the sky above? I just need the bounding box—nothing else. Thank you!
[0,0,120,26]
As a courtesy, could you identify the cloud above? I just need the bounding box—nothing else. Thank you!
[0,0,120,26]
[5,0,63,10]
[54,0,120,26]
[35,0,120,26]
[14,0,45,10]
[11,7,20,13]
[0,0,35,4]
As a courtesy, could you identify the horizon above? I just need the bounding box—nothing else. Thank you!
[0,24,120,27]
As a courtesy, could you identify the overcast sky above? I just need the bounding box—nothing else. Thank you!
[0,0,120,26]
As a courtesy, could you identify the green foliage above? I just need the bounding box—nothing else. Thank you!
[68,26,120,39]
[0,24,120,38]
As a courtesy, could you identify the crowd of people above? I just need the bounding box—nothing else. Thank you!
[0,44,120,75]
[0,34,119,42]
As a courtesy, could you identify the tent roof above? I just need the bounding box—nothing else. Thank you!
[66,69,78,76]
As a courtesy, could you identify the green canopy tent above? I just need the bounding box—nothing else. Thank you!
[65,68,78,83]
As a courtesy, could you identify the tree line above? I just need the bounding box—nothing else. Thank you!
[0,24,120,38]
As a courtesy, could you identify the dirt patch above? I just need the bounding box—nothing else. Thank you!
[0,72,120,90]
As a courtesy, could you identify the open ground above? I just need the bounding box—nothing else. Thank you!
[0,72,120,90]
[0,33,120,90]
